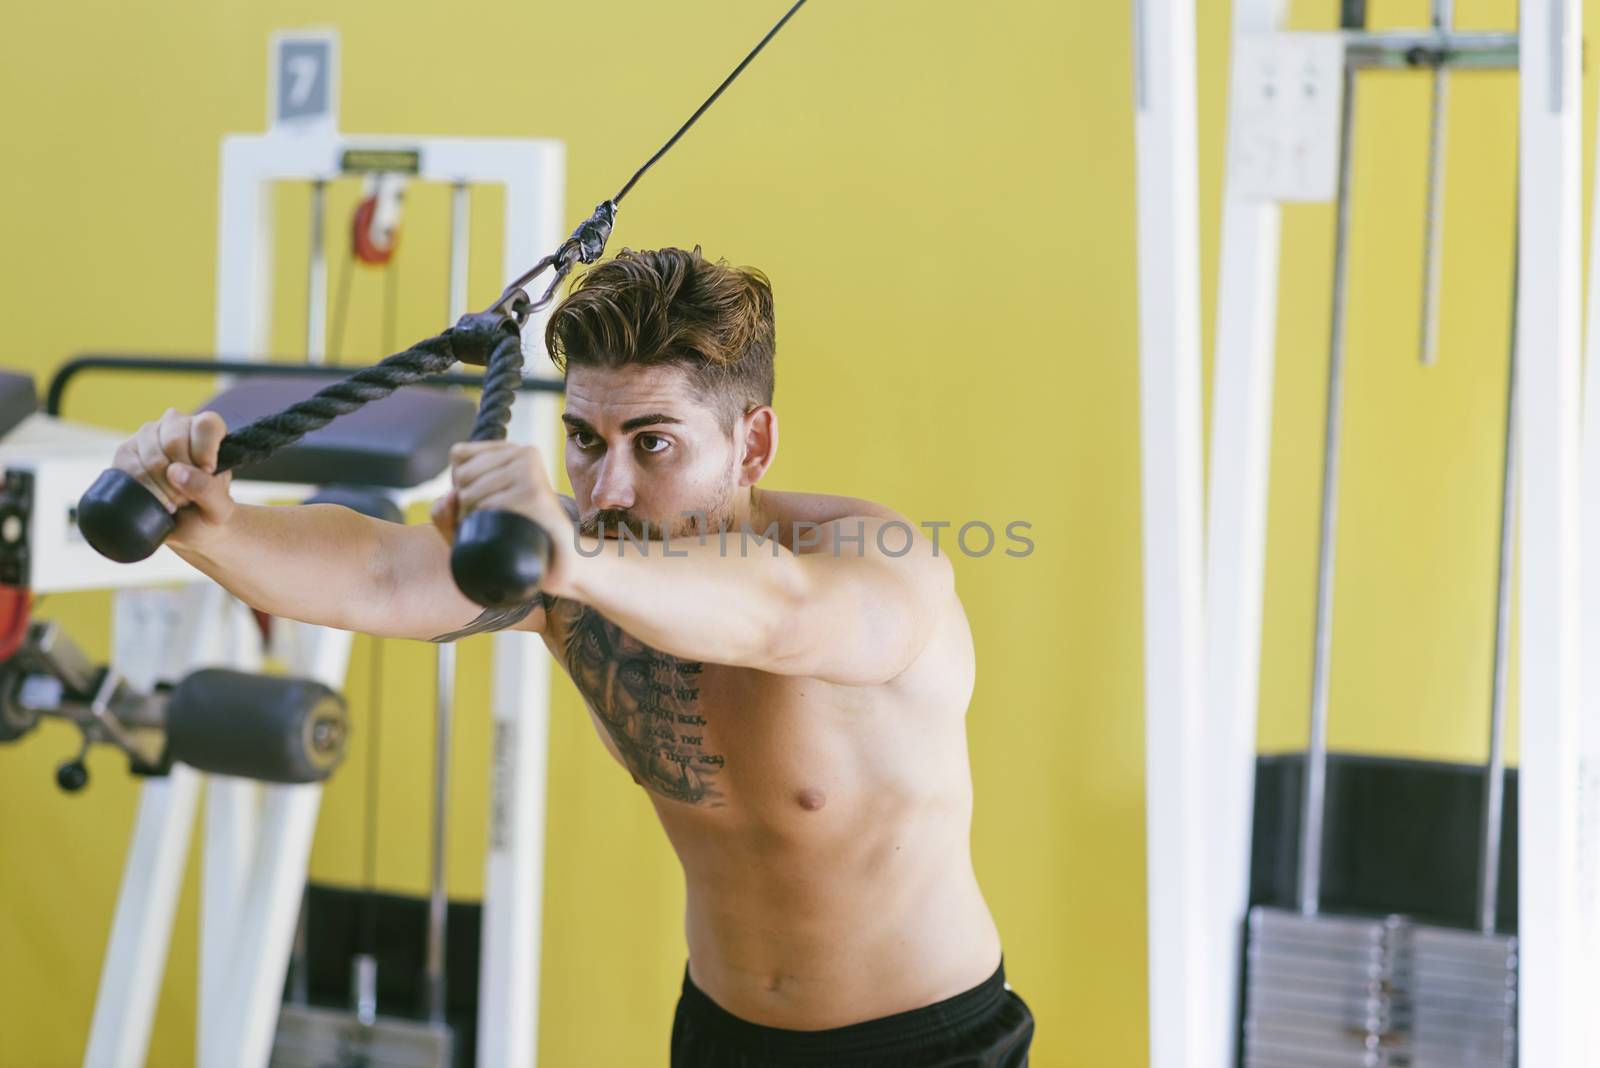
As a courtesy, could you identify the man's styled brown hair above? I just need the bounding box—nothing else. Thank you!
[544,247,776,430]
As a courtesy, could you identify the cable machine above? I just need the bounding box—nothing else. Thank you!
[1135,2,1589,1065]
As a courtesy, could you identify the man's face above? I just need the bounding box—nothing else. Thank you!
[561,363,742,540]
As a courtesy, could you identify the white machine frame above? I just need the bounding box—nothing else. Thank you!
[1134,2,1590,1066]
[14,124,566,1068]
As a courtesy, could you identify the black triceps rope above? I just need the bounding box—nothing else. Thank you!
[214,196,616,475]
[73,200,613,605]
[213,314,517,472]
[75,0,809,608]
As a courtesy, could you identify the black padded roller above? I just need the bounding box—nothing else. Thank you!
[450,510,551,609]
[166,669,348,783]
[76,469,176,563]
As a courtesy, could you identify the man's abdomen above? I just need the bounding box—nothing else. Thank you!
[669,800,1003,1032]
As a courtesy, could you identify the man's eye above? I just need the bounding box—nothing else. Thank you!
[569,430,598,450]
[637,434,670,455]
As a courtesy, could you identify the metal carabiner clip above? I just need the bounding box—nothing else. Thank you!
[486,253,556,327]
[483,200,619,327]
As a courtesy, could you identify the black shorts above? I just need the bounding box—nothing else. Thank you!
[670,959,1034,1067]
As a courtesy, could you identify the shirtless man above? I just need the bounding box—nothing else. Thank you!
[113,247,1034,1066]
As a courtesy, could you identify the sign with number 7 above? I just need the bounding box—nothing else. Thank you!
[269,29,339,133]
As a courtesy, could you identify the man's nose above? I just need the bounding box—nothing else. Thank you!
[590,454,637,511]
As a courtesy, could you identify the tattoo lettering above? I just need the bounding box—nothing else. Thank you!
[550,600,725,806]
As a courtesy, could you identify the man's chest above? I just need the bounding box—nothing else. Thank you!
[543,598,743,807]
[540,599,857,812]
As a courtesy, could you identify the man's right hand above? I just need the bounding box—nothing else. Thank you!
[112,408,236,547]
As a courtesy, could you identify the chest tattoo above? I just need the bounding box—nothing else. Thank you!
[551,600,726,807]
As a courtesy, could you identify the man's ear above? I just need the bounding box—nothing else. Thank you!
[736,405,778,486]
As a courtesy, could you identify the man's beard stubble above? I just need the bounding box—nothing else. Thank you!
[578,489,738,543]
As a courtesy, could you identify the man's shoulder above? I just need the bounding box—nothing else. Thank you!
[753,489,906,534]
[755,492,957,622]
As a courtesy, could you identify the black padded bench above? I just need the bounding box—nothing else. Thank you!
[201,377,475,489]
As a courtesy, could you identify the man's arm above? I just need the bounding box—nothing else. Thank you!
[444,441,950,681]
[172,504,527,641]
[112,407,538,642]
[448,441,947,674]
[557,515,953,686]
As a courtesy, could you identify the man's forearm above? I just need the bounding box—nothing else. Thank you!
[170,503,394,632]
[560,533,802,667]
[552,515,949,685]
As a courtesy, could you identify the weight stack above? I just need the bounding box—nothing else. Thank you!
[1242,908,1515,1068]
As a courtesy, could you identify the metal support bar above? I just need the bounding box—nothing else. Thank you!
[1580,19,1600,1056]
[1516,0,1584,1061]
[1298,65,1360,919]
[1134,0,1209,1061]
[83,766,204,1068]
[211,783,324,1068]
[1480,246,1516,936]
[449,184,471,325]
[46,354,565,417]
[1417,3,1454,368]
[1202,5,1292,1066]
[428,645,455,1026]
[198,597,267,1067]
[423,173,475,1031]
[306,180,328,365]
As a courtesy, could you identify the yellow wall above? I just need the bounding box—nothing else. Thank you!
[0,1,1591,1065]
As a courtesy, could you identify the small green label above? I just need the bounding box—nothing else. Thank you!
[340,148,422,175]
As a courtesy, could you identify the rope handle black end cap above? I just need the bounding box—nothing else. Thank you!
[450,509,551,608]
[78,469,175,563]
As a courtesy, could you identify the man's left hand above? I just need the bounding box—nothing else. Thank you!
[434,442,579,595]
